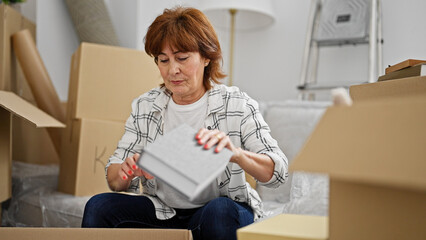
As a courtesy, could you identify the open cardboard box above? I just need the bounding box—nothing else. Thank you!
[0,4,58,165]
[0,90,64,203]
[237,214,328,240]
[291,76,426,240]
[0,228,192,240]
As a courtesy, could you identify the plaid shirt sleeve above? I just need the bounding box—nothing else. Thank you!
[240,93,288,188]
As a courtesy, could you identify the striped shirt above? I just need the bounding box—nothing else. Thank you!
[107,83,288,221]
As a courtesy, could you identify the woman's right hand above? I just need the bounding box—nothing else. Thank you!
[107,153,154,191]
[120,153,154,181]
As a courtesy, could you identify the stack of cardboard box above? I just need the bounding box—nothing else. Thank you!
[58,42,162,196]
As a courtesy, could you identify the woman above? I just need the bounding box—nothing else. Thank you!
[82,6,288,240]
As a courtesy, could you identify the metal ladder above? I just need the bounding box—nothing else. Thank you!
[298,0,383,100]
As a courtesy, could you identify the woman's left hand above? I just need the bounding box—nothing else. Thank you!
[195,128,243,164]
[195,128,275,182]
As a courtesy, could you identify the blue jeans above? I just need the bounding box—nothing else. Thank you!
[82,193,254,240]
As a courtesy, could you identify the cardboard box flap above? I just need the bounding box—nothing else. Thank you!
[0,91,64,128]
[0,228,192,240]
[350,76,426,102]
[291,96,426,192]
[237,214,328,240]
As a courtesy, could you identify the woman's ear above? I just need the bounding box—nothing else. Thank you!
[204,59,210,67]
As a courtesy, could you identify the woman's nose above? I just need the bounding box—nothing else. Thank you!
[169,61,180,75]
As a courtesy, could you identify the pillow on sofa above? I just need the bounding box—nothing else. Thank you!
[257,100,330,203]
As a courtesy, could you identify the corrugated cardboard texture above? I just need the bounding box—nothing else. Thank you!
[238,214,328,240]
[59,118,124,196]
[291,96,426,192]
[67,42,161,122]
[0,228,192,240]
[349,76,426,102]
[329,180,426,240]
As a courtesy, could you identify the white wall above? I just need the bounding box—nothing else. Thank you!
[36,0,79,101]
[104,0,138,49]
[17,0,426,102]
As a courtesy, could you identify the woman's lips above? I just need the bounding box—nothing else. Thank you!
[171,80,184,85]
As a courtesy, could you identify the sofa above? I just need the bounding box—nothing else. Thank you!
[1,99,330,227]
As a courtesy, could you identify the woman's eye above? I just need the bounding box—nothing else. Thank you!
[178,57,189,61]
[159,59,169,63]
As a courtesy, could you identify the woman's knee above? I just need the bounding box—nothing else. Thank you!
[204,197,237,218]
[82,193,116,227]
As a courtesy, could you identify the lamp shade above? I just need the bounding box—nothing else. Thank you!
[201,0,276,30]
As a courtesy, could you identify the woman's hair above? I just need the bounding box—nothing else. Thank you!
[144,6,226,90]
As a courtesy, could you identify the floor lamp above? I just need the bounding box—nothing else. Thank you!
[202,0,275,86]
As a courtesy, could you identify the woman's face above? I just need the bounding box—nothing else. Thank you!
[157,45,210,105]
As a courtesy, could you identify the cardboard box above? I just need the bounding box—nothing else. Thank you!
[0,228,192,240]
[0,4,56,165]
[12,117,61,164]
[67,42,161,122]
[385,59,426,74]
[237,214,328,240]
[59,43,161,196]
[0,90,64,202]
[349,76,426,101]
[291,78,426,239]
[0,4,36,92]
[59,118,125,196]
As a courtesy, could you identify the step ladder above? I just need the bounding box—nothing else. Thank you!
[298,0,383,100]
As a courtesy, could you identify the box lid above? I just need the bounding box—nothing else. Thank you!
[237,214,328,240]
[0,90,64,128]
[291,95,426,192]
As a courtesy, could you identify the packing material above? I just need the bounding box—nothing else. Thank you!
[237,214,328,240]
[291,77,426,240]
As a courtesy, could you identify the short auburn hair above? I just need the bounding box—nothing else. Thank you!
[144,6,226,90]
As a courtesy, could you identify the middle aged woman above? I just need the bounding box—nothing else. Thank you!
[82,6,288,240]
